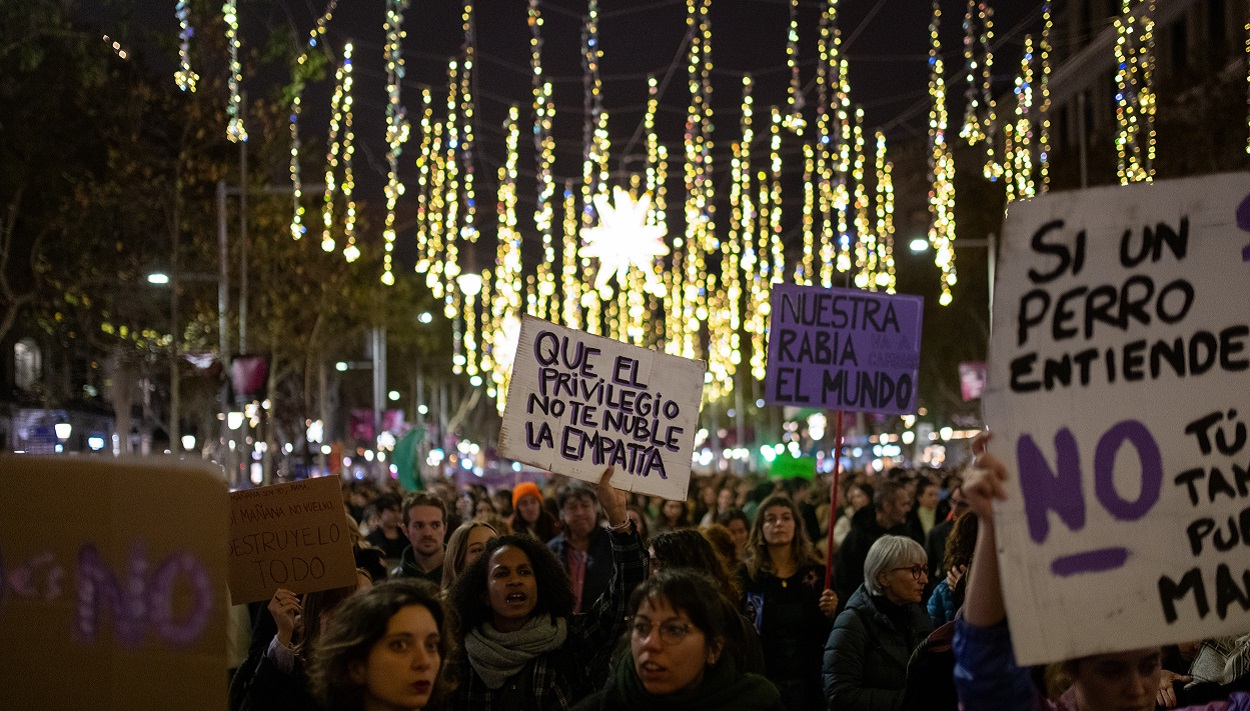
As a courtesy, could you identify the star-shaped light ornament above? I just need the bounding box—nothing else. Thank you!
[581,187,669,293]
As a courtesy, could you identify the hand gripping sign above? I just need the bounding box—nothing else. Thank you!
[984,173,1250,665]
[498,316,706,501]
[228,475,358,605]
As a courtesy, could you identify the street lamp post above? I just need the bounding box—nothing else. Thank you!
[909,232,998,317]
[148,269,217,455]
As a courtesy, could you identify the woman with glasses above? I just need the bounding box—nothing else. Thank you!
[572,569,785,711]
[738,494,840,711]
[649,529,766,674]
[823,534,934,711]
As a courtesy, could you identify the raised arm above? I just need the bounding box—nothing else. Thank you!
[953,432,1042,711]
[962,434,1006,627]
[575,468,647,683]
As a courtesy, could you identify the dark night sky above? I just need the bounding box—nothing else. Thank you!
[78,0,1051,289]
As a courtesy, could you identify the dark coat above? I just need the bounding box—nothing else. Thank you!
[823,585,933,711]
[900,621,958,711]
[390,545,443,585]
[547,525,613,614]
[924,518,954,581]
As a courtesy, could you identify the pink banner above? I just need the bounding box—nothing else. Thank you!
[958,361,987,401]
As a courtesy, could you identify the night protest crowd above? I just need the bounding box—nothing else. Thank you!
[226,438,1250,711]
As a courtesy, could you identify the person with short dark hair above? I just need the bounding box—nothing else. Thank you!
[547,482,612,613]
[572,570,785,711]
[393,493,448,584]
[651,529,766,675]
[492,489,515,519]
[833,479,913,608]
[309,579,449,711]
[924,480,967,581]
[718,509,751,564]
[445,468,645,710]
[366,492,409,564]
[906,479,941,544]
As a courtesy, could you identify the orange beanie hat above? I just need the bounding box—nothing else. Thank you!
[512,481,543,509]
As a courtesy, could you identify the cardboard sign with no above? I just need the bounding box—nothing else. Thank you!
[228,476,358,604]
[0,455,228,710]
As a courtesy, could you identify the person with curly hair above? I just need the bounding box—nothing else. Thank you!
[309,578,448,711]
[927,510,978,626]
[445,467,645,710]
[738,493,840,711]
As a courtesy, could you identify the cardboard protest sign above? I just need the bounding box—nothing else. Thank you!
[764,283,923,414]
[0,456,227,709]
[984,173,1250,665]
[498,316,706,501]
[228,475,357,604]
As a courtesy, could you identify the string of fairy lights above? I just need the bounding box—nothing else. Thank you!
[927,0,957,307]
[959,1,999,180]
[1114,0,1157,184]
[174,1,197,92]
[173,0,1217,412]
[527,0,559,322]
[1004,35,1036,203]
[320,43,356,259]
[223,0,245,142]
[289,0,339,243]
[381,0,411,285]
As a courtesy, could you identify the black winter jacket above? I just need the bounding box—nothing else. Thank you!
[822,584,933,711]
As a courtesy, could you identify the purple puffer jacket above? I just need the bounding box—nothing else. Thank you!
[953,616,1250,711]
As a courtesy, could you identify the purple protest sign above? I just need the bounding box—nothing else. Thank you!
[764,284,923,415]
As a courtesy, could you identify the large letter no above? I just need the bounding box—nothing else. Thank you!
[1018,429,1085,543]
[1094,419,1162,521]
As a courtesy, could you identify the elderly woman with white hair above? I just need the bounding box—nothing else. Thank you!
[823,535,934,711]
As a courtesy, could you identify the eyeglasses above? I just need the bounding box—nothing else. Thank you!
[888,565,927,581]
[630,619,694,646]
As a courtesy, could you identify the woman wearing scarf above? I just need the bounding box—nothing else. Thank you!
[446,467,645,711]
[572,569,785,711]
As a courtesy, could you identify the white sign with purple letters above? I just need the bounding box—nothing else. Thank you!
[498,316,705,501]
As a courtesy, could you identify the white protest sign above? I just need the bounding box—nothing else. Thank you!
[498,316,706,501]
[985,172,1250,665]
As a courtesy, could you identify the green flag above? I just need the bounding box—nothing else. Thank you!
[393,427,425,492]
[770,454,816,480]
